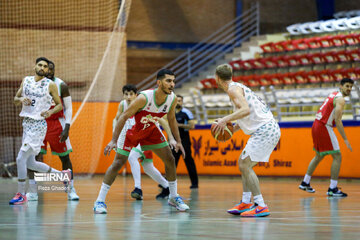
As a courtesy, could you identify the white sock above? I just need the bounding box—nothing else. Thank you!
[168,180,177,199]
[128,150,142,189]
[70,179,74,188]
[29,179,37,193]
[242,192,252,204]
[50,168,61,173]
[143,162,169,188]
[96,182,110,202]
[253,194,266,207]
[18,181,26,195]
[303,174,311,184]
[330,179,338,189]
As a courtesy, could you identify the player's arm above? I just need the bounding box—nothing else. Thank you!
[334,97,352,151]
[14,78,31,106]
[213,87,250,133]
[156,116,175,141]
[167,97,185,157]
[60,82,72,142]
[41,82,62,119]
[104,95,146,155]
[113,101,124,131]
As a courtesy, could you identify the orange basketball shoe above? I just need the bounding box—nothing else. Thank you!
[240,205,270,217]
[227,202,254,215]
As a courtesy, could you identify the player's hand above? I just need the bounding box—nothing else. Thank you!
[344,139,352,152]
[40,111,51,119]
[104,140,116,156]
[213,118,226,135]
[60,129,69,142]
[174,142,186,159]
[22,97,32,106]
[169,138,177,150]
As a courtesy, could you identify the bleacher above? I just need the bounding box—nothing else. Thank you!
[183,16,360,124]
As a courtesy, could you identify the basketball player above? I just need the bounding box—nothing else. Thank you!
[299,78,353,197]
[10,57,69,205]
[27,61,79,201]
[112,84,170,200]
[94,69,189,213]
[213,64,280,217]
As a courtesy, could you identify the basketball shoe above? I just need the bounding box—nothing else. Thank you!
[9,192,27,205]
[227,201,254,215]
[67,186,80,201]
[299,181,315,193]
[240,204,270,217]
[26,192,38,201]
[156,186,170,199]
[168,195,190,212]
[93,201,107,214]
[131,188,143,200]
[327,187,347,197]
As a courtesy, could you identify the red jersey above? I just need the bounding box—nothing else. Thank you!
[47,77,65,120]
[315,91,343,127]
[133,89,176,132]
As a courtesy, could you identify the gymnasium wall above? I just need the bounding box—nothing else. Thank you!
[43,102,360,178]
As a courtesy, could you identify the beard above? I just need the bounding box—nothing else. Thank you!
[36,69,46,76]
[176,104,182,109]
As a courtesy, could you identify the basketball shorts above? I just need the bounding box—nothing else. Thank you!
[40,118,72,156]
[312,120,340,156]
[130,145,153,163]
[241,119,281,162]
[117,125,168,157]
[21,117,47,154]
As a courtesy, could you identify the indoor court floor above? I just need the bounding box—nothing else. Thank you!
[0,176,359,240]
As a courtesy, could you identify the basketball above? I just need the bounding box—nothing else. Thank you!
[211,122,234,142]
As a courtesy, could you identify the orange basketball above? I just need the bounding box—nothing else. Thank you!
[211,122,234,142]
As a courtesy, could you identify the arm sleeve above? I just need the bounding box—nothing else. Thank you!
[63,96,72,124]
[182,108,194,120]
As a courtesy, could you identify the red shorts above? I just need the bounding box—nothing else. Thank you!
[312,120,340,156]
[40,118,72,156]
[116,126,168,156]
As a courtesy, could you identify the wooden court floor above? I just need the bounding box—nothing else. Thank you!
[0,175,359,240]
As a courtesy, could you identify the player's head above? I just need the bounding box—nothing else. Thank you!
[339,78,354,97]
[47,60,55,80]
[176,95,183,109]
[122,84,137,104]
[215,64,233,89]
[156,69,175,95]
[34,57,50,77]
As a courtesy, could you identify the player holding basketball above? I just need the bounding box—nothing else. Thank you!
[94,69,189,213]
[213,64,280,217]
[299,78,353,197]
[10,57,69,205]
[112,84,170,200]
[27,61,79,201]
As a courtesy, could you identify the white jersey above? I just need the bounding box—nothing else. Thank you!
[229,81,274,135]
[122,100,135,130]
[53,77,63,96]
[19,76,53,120]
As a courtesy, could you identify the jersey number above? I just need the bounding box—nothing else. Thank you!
[31,99,35,107]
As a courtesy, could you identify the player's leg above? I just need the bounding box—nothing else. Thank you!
[327,152,347,197]
[152,146,189,211]
[94,153,128,214]
[182,139,198,188]
[171,148,181,167]
[142,157,170,199]
[227,157,253,215]
[238,119,280,217]
[128,148,143,200]
[60,154,80,200]
[10,149,31,205]
[299,153,324,193]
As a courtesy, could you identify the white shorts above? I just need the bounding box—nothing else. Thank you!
[241,119,281,162]
[21,118,47,154]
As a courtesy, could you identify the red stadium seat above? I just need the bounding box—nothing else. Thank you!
[292,38,309,50]
[336,50,351,62]
[268,73,284,87]
[308,52,325,65]
[323,51,340,64]
[305,37,321,49]
[229,59,242,71]
[347,49,360,61]
[257,74,272,86]
[260,42,275,53]
[307,70,321,84]
[318,36,334,48]
[263,56,278,68]
[319,70,335,83]
[332,34,346,47]
[288,55,301,67]
[200,78,217,89]
[294,71,309,85]
[280,40,296,51]
[276,55,290,68]
[282,72,296,85]
[344,33,360,46]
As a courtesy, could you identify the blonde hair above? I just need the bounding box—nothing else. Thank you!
[215,64,233,81]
